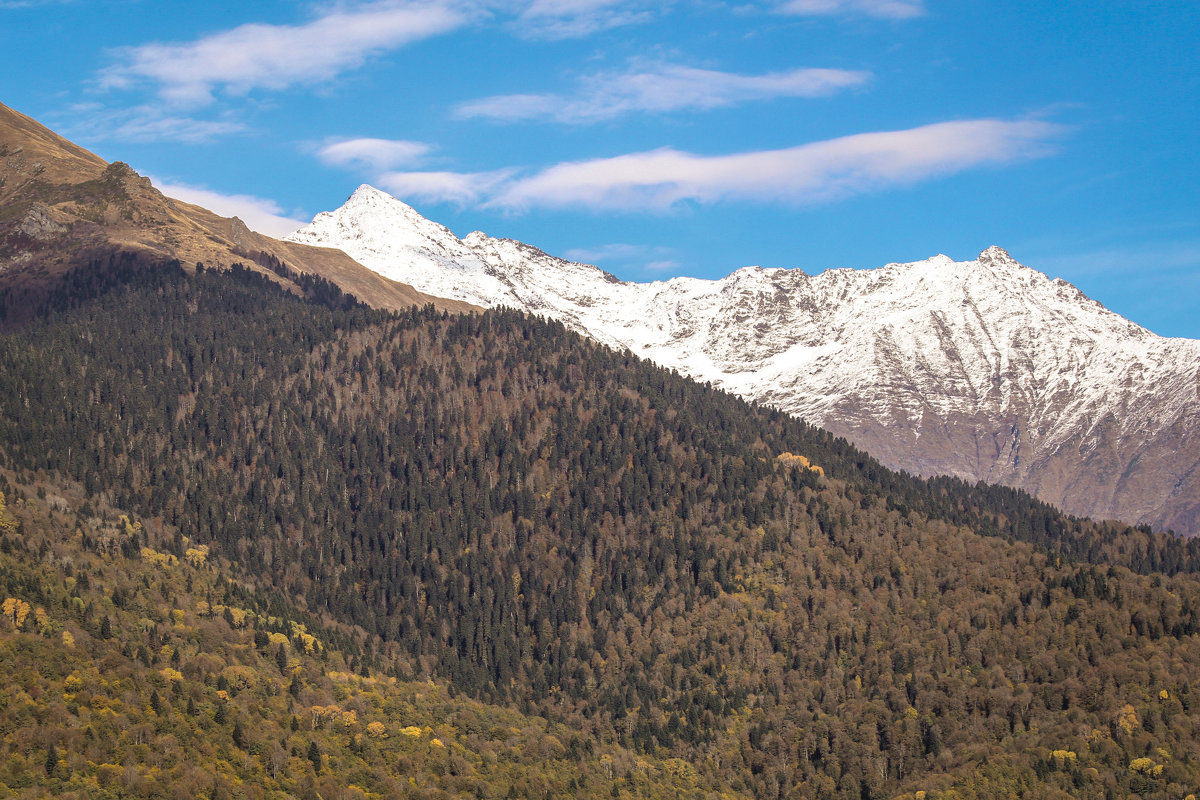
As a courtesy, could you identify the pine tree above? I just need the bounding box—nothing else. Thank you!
[307,740,321,774]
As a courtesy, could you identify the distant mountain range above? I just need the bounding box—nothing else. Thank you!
[3,94,1195,537]
[286,185,1200,535]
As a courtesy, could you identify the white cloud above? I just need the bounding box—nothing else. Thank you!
[455,63,870,123]
[776,0,926,19]
[152,179,308,238]
[318,138,432,171]
[376,168,517,206]
[493,118,1061,210]
[438,118,1062,211]
[101,1,470,106]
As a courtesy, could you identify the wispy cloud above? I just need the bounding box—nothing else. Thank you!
[101,1,470,106]
[153,179,308,237]
[455,62,870,123]
[513,0,664,38]
[317,138,432,171]
[0,0,76,8]
[376,168,518,206]
[564,242,681,274]
[1033,240,1200,280]
[372,119,1061,212]
[776,0,926,19]
[472,118,1064,211]
[1029,239,1200,339]
[60,103,247,144]
[90,0,916,114]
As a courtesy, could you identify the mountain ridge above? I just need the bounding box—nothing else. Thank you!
[286,185,1200,535]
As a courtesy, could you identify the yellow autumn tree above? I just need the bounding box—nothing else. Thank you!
[775,452,824,476]
[1116,704,1139,736]
[141,547,177,567]
[0,492,16,532]
[120,514,142,538]
[1129,757,1164,776]
[184,544,209,566]
[3,597,32,629]
[311,705,343,729]
[1049,750,1077,767]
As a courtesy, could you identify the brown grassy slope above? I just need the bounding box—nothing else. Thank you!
[0,100,474,320]
[0,103,107,194]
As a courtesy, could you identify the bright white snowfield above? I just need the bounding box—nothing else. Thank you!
[285,185,1200,535]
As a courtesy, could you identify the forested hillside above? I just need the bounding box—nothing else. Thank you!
[0,477,727,800]
[1,262,1199,798]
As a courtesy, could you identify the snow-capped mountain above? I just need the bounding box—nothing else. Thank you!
[286,185,1200,535]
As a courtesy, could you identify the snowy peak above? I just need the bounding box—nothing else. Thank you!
[285,186,630,314]
[341,184,432,225]
[286,187,1200,535]
[285,184,492,296]
[332,183,463,247]
[978,244,1015,265]
[343,183,392,207]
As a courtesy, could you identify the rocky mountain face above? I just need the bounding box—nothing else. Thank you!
[287,185,1200,535]
[0,102,471,325]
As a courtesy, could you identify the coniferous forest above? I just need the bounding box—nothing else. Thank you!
[2,262,1199,799]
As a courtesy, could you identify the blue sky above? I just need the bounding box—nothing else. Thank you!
[3,0,1198,337]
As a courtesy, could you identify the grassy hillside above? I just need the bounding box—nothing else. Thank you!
[1,263,1198,798]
